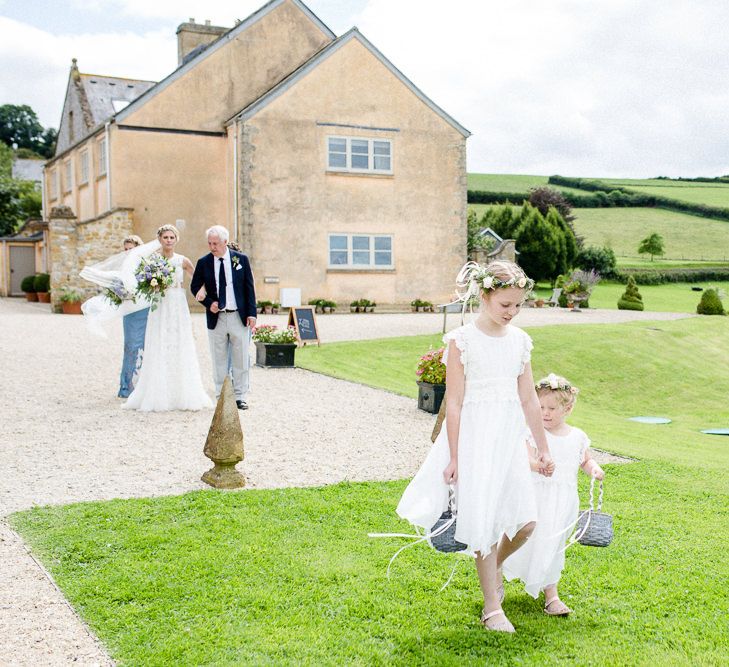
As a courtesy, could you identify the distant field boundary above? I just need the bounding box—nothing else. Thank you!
[466,177,729,222]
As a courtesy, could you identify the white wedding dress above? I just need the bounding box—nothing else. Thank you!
[123,254,213,412]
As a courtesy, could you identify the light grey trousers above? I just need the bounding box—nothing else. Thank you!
[208,311,250,400]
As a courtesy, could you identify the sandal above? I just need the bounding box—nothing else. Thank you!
[481,608,515,633]
[544,596,571,617]
[497,581,505,604]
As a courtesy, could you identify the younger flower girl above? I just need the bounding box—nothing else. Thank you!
[503,373,605,616]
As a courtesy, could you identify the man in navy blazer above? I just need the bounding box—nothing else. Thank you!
[191,225,256,409]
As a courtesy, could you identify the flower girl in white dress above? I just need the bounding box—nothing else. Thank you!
[397,261,554,633]
[503,374,605,616]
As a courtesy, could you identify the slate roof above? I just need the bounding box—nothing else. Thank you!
[80,74,156,126]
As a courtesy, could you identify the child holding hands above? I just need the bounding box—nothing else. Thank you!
[503,373,605,616]
[397,261,554,633]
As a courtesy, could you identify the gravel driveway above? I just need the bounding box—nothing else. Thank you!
[0,299,682,665]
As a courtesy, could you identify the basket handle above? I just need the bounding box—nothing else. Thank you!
[588,476,604,512]
[448,484,458,515]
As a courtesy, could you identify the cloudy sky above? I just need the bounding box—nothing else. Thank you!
[1,0,728,177]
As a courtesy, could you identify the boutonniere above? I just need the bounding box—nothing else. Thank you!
[232,255,242,270]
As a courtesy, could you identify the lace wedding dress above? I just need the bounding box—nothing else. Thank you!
[123,254,213,412]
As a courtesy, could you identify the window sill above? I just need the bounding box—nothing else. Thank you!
[326,170,394,179]
[96,173,107,181]
[327,268,395,274]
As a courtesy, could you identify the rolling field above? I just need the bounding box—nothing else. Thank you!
[467,173,589,197]
[600,178,729,208]
[468,204,729,263]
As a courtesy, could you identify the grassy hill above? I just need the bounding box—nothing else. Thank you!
[468,173,729,267]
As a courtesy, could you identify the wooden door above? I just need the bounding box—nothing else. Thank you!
[9,245,36,295]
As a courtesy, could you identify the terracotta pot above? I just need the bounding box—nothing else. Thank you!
[25,292,38,302]
[61,301,83,315]
[37,292,51,303]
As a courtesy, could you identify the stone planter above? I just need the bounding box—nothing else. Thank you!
[417,381,446,414]
[37,292,51,303]
[61,301,83,315]
[255,341,296,368]
[25,292,38,302]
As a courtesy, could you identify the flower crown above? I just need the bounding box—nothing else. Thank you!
[535,373,579,395]
[455,261,535,302]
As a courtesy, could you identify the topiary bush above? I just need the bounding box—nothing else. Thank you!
[20,275,37,293]
[33,272,50,292]
[696,288,726,315]
[617,276,644,311]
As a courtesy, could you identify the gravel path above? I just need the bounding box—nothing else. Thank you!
[0,298,669,664]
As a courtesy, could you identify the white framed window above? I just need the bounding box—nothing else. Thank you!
[50,169,58,200]
[79,150,89,185]
[327,136,392,174]
[98,137,107,176]
[63,160,73,192]
[328,233,393,269]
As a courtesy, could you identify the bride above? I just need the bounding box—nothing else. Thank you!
[122,224,213,412]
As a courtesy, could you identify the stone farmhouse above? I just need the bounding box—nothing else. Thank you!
[43,0,470,309]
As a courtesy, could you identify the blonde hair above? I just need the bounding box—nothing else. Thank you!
[123,234,143,247]
[484,260,531,288]
[535,373,579,408]
[157,224,180,241]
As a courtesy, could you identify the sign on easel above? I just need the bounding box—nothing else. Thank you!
[288,306,320,346]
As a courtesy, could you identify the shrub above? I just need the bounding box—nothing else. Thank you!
[416,347,446,384]
[696,288,726,315]
[576,246,617,278]
[616,267,729,285]
[20,274,36,292]
[617,276,644,311]
[59,288,82,303]
[33,272,50,292]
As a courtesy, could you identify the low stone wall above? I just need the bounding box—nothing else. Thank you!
[48,206,134,311]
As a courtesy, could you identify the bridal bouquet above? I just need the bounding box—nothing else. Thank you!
[103,279,136,307]
[134,254,175,311]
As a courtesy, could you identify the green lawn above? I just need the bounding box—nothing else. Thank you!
[11,319,729,665]
[600,178,729,208]
[586,281,729,312]
[572,208,729,262]
[467,173,588,197]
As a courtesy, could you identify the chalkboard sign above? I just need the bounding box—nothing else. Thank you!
[288,306,320,346]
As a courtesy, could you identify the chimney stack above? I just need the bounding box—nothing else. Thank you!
[176,19,229,66]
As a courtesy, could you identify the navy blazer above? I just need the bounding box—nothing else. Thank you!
[190,250,257,330]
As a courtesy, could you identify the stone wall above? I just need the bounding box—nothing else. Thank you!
[48,206,134,311]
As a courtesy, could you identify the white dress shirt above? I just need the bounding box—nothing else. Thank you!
[215,249,238,311]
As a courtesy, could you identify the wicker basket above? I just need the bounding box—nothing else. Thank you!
[430,486,467,553]
[575,478,613,547]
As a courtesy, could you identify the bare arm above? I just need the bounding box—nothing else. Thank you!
[442,338,465,484]
[182,256,194,278]
[517,362,553,473]
[581,450,605,480]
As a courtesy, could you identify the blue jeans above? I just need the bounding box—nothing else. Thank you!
[118,308,149,398]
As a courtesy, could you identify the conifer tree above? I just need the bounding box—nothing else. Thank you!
[514,207,559,282]
[617,276,644,311]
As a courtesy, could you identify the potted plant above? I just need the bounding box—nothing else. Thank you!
[416,347,446,414]
[59,287,84,314]
[563,269,600,311]
[322,299,336,314]
[21,275,38,301]
[272,302,280,314]
[256,300,273,314]
[308,298,323,313]
[34,273,51,303]
[252,324,298,367]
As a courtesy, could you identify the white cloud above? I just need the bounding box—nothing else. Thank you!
[0,16,174,129]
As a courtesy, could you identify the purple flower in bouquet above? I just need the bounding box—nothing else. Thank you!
[134,254,175,311]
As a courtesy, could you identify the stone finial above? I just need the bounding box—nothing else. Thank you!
[202,376,245,489]
[49,205,76,220]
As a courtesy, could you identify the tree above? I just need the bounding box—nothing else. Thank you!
[576,245,617,278]
[477,204,519,240]
[0,141,12,178]
[0,104,56,158]
[0,178,41,236]
[544,206,578,276]
[638,232,665,261]
[528,185,583,248]
[514,207,559,282]
[696,288,725,315]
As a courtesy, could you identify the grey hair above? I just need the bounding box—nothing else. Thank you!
[206,225,229,242]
